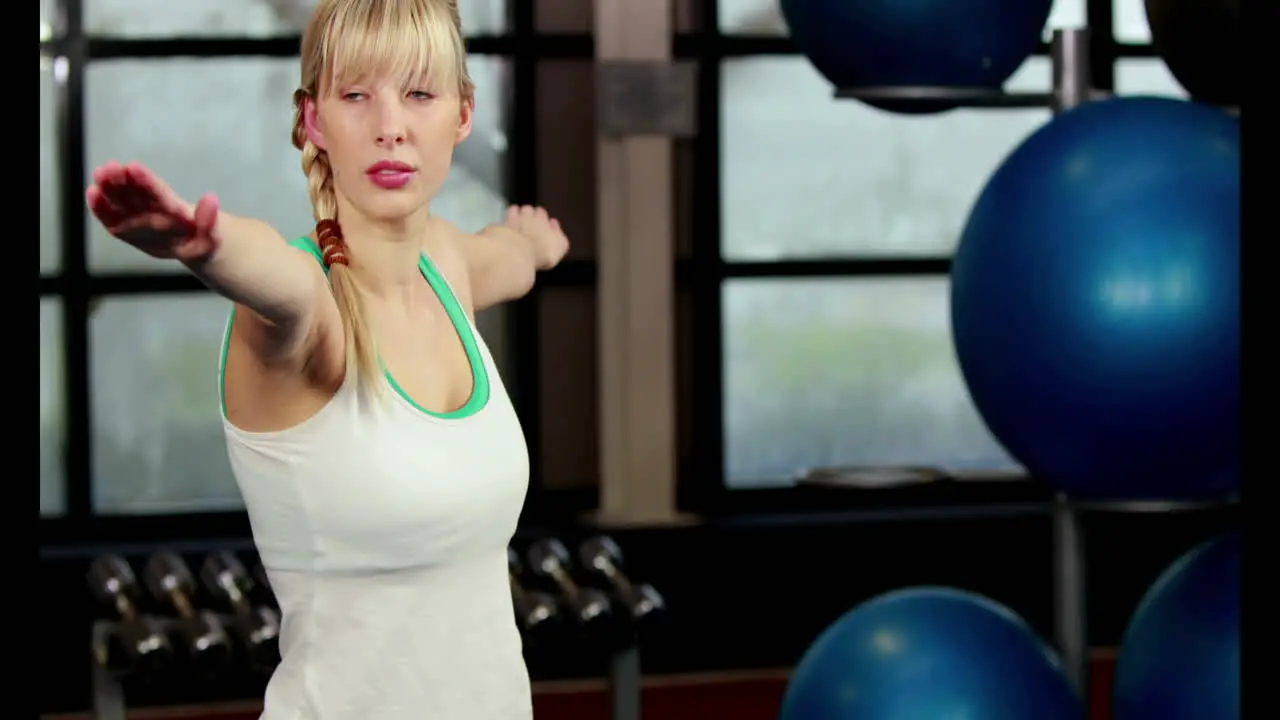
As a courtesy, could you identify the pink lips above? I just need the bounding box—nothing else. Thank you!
[366,160,416,190]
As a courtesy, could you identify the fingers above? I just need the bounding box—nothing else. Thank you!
[98,161,155,215]
[192,193,221,237]
[86,184,127,228]
[88,162,135,221]
[507,204,557,227]
[87,161,191,220]
[124,162,192,217]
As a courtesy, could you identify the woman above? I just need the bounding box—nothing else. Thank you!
[85,0,565,717]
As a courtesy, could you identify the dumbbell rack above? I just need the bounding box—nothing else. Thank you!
[90,621,646,720]
[90,621,125,720]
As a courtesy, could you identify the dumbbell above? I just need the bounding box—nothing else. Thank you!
[201,551,281,672]
[526,539,614,635]
[578,536,666,627]
[143,551,233,675]
[508,546,560,643]
[86,555,175,676]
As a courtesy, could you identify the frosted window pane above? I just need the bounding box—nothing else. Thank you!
[41,56,61,274]
[85,57,508,273]
[1115,58,1190,99]
[721,57,1052,260]
[85,0,508,37]
[91,294,240,514]
[41,299,66,516]
[40,0,59,39]
[1115,0,1152,43]
[717,0,1085,41]
[722,277,1021,488]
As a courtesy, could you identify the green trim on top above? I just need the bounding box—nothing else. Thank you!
[399,246,490,418]
[216,235,490,420]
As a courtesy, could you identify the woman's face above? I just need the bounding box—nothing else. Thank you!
[305,74,473,224]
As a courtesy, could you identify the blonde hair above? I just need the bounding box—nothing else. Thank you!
[290,0,474,393]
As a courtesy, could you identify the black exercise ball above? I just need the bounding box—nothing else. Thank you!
[1144,0,1241,107]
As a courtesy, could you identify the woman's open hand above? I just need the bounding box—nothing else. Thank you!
[86,161,222,263]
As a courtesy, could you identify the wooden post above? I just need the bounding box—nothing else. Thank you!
[593,0,681,525]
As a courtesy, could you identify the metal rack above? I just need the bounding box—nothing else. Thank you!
[830,29,1102,696]
[833,28,1240,706]
[835,28,1105,112]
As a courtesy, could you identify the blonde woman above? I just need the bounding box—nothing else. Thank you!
[84,0,565,717]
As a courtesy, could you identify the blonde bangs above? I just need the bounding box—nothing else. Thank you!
[315,0,467,96]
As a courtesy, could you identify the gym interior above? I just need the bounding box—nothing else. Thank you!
[39,0,1241,718]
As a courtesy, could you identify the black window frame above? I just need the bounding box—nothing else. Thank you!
[37,0,601,545]
[39,0,1162,545]
[680,0,1160,515]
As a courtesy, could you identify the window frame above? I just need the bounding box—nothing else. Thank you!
[37,0,602,545]
[682,0,1161,514]
[39,0,1167,544]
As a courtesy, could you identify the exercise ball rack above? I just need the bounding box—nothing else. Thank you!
[827,27,1241,704]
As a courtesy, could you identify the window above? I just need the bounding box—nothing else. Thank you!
[722,278,1020,488]
[40,0,58,39]
[720,57,1052,261]
[90,295,241,514]
[41,56,61,275]
[1113,0,1152,43]
[85,0,509,37]
[1115,58,1189,99]
[82,54,510,509]
[41,299,65,517]
[711,0,1116,492]
[84,56,510,274]
[44,0,521,530]
[84,58,312,274]
[717,0,1087,41]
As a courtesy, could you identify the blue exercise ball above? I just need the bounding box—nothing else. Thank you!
[779,0,1053,113]
[780,587,1081,720]
[951,97,1240,501]
[1113,530,1240,720]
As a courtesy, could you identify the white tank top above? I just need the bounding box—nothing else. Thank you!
[219,237,532,720]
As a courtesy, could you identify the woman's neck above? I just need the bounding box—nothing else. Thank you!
[335,205,432,298]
